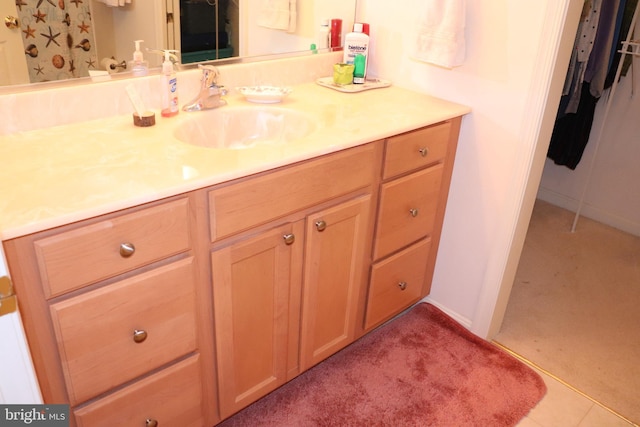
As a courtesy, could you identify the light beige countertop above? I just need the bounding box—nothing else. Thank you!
[0,82,470,240]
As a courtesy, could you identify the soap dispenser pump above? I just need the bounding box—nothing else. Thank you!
[160,49,179,117]
[129,40,149,77]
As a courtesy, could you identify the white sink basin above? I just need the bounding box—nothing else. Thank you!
[174,106,316,149]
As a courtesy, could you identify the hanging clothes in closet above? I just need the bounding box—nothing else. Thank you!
[547,0,638,170]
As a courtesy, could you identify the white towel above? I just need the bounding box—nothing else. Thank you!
[96,0,131,7]
[412,0,466,69]
[257,0,297,33]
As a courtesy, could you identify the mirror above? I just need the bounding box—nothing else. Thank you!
[0,0,357,90]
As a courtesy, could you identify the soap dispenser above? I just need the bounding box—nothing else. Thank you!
[129,40,149,77]
[160,49,179,117]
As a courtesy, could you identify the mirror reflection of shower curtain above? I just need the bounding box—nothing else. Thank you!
[16,1,97,83]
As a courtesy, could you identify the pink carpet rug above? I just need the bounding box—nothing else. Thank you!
[218,303,546,426]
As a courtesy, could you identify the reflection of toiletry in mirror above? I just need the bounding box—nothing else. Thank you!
[129,40,149,77]
[318,19,330,49]
[330,19,343,50]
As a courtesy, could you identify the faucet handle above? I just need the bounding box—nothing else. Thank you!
[198,64,220,88]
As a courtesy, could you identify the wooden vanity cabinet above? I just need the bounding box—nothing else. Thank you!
[364,118,462,330]
[209,143,381,418]
[4,194,218,427]
[3,116,462,426]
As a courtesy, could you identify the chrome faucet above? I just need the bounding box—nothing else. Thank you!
[183,65,227,112]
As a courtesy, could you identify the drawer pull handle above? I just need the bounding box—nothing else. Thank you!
[409,208,419,217]
[133,329,148,343]
[315,220,327,232]
[119,242,136,258]
[419,147,429,157]
[145,419,158,427]
[283,234,295,245]
[398,281,408,291]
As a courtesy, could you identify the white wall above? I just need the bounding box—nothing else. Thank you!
[538,64,640,236]
[357,0,578,334]
[0,1,28,85]
[93,1,165,69]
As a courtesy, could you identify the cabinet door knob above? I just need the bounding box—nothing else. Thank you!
[315,220,327,232]
[133,329,148,343]
[119,242,136,258]
[145,419,158,427]
[409,208,419,217]
[418,147,429,157]
[398,281,408,291]
[283,234,295,245]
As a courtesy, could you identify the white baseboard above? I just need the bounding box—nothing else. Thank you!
[537,188,640,237]
[421,297,473,331]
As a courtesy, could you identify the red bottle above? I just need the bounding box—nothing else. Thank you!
[330,19,342,50]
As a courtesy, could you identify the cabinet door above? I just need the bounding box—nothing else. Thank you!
[300,195,371,370]
[211,221,303,418]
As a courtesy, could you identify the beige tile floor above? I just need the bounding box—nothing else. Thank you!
[515,362,636,427]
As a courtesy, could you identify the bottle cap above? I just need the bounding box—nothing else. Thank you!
[354,23,363,33]
[163,50,172,74]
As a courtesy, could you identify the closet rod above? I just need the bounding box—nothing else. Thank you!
[570,2,640,233]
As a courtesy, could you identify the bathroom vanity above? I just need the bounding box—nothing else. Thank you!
[0,78,468,426]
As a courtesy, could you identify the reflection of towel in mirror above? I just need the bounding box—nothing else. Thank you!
[96,0,131,6]
[412,0,466,69]
[257,0,297,33]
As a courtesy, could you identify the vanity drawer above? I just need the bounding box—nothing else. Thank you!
[383,122,451,180]
[74,355,203,427]
[374,164,443,259]
[209,143,377,241]
[50,257,198,405]
[365,238,432,330]
[34,198,191,298]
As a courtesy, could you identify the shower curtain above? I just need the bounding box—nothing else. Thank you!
[16,0,97,83]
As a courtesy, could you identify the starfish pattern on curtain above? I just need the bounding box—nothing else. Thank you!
[16,0,97,83]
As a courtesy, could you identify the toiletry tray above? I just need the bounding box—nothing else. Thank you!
[316,77,392,93]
